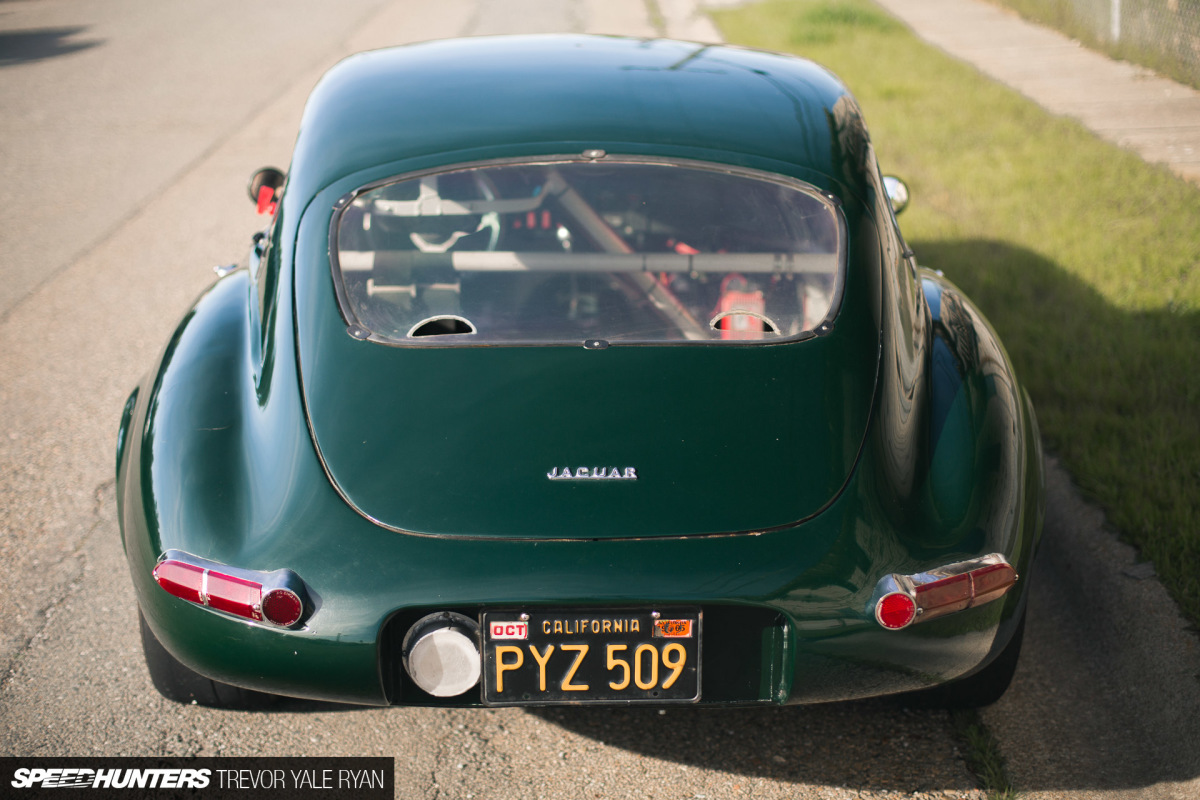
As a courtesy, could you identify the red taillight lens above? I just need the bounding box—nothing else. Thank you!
[151,557,304,628]
[971,562,1018,605]
[205,571,264,621]
[262,588,303,627]
[913,572,973,616]
[876,592,917,629]
[152,560,205,605]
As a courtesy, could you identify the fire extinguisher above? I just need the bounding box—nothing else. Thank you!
[716,274,765,340]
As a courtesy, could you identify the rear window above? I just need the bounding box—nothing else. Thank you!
[332,159,844,345]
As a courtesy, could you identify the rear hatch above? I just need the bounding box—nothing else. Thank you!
[296,158,878,538]
[298,339,876,538]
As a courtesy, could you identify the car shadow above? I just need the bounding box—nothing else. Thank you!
[912,237,1198,579]
[527,697,967,791]
[270,698,368,713]
[0,27,101,67]
[536,238,1200,793]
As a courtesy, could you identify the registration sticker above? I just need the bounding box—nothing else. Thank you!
[653,619,694,638]
[488,621,529,640]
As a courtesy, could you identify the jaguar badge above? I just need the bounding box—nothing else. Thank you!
[547,467,637,481]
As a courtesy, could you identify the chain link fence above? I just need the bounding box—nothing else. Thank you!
[989,0,1200,88]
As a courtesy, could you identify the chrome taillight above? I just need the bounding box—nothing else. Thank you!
[871,554,1017,630]
[152,550,309,628]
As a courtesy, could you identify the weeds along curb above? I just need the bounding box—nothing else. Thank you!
[950,709,1017,800]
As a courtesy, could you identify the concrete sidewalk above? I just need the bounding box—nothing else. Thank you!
[872,0,1200,184]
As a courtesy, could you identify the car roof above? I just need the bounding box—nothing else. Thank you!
[287,35,868,205]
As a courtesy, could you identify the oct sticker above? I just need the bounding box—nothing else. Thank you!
[489,621,528,640]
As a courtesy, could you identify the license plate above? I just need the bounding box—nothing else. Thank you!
[481,608,701,705]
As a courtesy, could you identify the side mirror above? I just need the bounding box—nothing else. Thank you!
[882,175,910,215]
[248,167,286,215]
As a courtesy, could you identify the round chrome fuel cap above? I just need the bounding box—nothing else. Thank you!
[402,612,481,697]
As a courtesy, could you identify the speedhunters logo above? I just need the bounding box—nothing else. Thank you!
[12,768,209,789]
[0,758,392,798]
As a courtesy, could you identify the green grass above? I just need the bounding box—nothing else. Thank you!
[713,0,1200,627]
[950,709,1018,799]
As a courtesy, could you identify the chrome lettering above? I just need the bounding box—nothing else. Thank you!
[546,467,638,481]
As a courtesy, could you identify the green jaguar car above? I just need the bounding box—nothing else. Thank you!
[117,34,1043,709]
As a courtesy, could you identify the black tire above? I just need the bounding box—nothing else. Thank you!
[139,611,279,709]
[921,608,1026,708]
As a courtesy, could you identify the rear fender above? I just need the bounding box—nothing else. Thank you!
[917,274,1040,566]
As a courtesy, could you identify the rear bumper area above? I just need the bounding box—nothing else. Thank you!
[126,426,1039,707]
[377,595,1022,708]
[136,553,1027,708]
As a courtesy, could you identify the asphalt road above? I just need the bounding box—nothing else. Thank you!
[1,2,1197,798]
